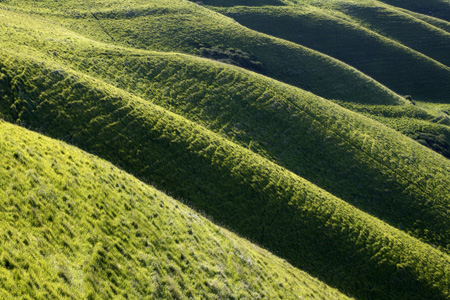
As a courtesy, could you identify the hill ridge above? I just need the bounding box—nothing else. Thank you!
[1,1,450,299]
[1,45,450,299]
[0,119,354,300]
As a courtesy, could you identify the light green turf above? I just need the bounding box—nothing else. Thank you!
[1,2,450,300]
[1,37,450,300]
[0,120,354,300]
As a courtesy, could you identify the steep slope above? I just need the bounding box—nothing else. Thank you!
[204,1,450,155]
[1,0,404,105]
[0,120,353,300]
[210,2,450,103]
[402,11,450,34]
[3,8,448,252]
[1,45,450,300]
[376,0,450,22]
[2,3,450,300]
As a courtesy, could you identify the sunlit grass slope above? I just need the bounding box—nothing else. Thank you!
[402,10,450,34]
[1,43,450,300]
[211,2,450,103]
[2,7,448,255]
[0,0,404,105]
[335,101,450,158]
[0,120,355,300]
[1,3,450,300]
[328,1,450,68]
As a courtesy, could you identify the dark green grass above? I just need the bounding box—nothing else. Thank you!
[1,0,404,105]
[69,50,450,251]
[212,4,450,103]
[1,2,450,300]
[206,1,450,154]
[324,1,450,68]
[402,11,450,34]
[0,120,353,300]
[0,11,448,256]
[376,0,450,22]
[1,47,450,299]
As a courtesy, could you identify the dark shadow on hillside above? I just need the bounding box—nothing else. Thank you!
[377,0,450,22]
[190,0,286,7]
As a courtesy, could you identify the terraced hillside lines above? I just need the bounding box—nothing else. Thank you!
[214,4,450,103]
[0,121,355,300]
[1,11,449,255]
[54,47,450,253]
[376,0,450,22]
[1,52,450,300]
[327,1,450,68]
[335,101,450,159]
[1,0,405,105]
[4,8,450,256]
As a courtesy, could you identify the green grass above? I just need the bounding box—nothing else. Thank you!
[402,10,450,34]
[1,31,450,300]
[335,101,450,158]
[211,2,450,103]
[3,7,446,252]
[193,0,288,6]
[1,1,450,300]
[375,0,450,22]
[204,0,450,155]
[0,0,405,105]
[0,120,354,300]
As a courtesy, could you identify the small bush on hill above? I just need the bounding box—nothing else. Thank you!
[409,132,450,159]
[200,46,264,72]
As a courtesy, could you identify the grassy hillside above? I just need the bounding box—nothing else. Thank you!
[1,9,450,251]
[1,1,450,300]
[376,0,450,22]
[403,10,450,34]
[205,1,450,155]
[335,101,450,158]
[1,0,405,105]
[1,42,450,300]
[211,2,450,103]
[0,120,354,299]
[11,7,450,249]
[328,1,450,68]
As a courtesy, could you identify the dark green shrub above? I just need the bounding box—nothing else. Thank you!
[200,46,264,72]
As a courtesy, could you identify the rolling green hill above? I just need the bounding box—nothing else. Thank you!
[2,0,405,105]
[4,6,450,251]
[0,120,354,300]
[1,50,450,299]
[1,1,450,300]
[376,0,450,22]
[1,23,450,300]
[212,3,450,102]
[203,0,450,157]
